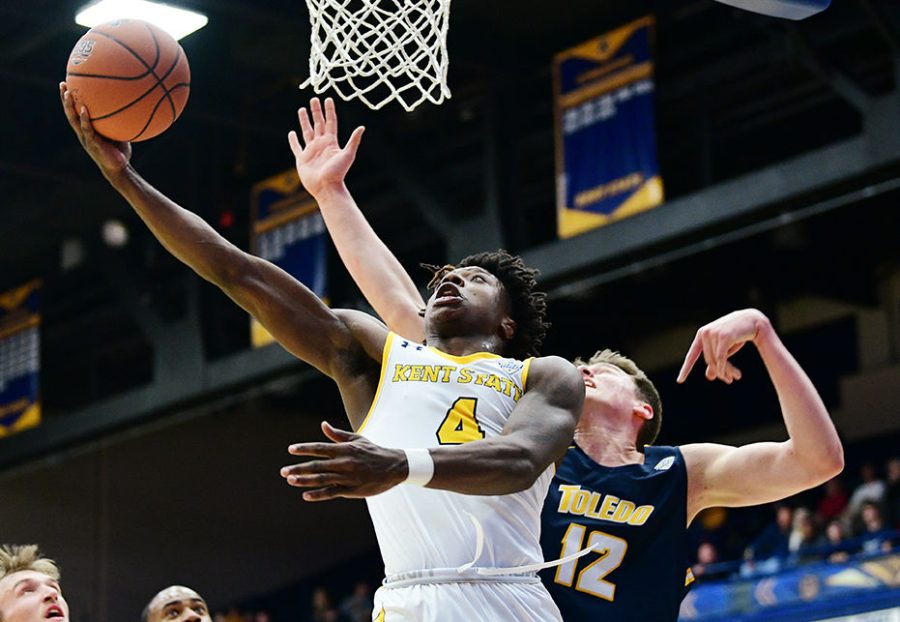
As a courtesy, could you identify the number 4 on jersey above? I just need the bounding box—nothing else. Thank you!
[436,397,485,444]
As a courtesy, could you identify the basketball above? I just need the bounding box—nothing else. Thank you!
[65,19,190,142]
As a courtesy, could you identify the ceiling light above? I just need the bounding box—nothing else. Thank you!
[102,220,130,248]
[75,0,208,41]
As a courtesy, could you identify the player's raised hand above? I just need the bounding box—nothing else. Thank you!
[281,421,408,501]
[677,309,770,385]
[59,82,132,177]
[288,97,365,198]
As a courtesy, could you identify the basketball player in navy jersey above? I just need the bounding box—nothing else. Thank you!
[297,97,845,620]
[538,314,842,619]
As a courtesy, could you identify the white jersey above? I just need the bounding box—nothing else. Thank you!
[360,333,553,577]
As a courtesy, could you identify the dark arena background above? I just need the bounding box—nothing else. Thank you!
[1,0,898,620]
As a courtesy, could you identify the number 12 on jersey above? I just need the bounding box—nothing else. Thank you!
[554,523,628,601]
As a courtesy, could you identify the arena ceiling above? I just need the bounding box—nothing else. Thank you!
[1,0,897,282]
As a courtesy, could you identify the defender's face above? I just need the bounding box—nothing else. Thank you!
[424,267,509,332]
[146,586,211,622]
[0,571,68,622]
[578,362,639,415]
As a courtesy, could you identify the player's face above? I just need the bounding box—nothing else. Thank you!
[424,267,511,336]
[0,571,68,622]
[146,586,211,622]
[578,363,640,418]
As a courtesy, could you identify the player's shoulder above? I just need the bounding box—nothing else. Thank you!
[644,444,681,458]
[643,445,686,472]
[678,442,731,465]
[526,355,582,389]
[676,442,742,484]
[331,309,390,369]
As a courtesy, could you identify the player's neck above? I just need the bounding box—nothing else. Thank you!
[426,334,506,357]
[574,426,644,467]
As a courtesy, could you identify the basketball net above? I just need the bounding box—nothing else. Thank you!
[300,0,452,112]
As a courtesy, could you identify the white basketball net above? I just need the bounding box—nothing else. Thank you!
[300,0,452,112]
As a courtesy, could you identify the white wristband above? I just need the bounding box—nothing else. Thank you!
[403,448,434,487]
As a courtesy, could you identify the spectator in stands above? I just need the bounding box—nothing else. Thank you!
[222,607,242,622]
[689,507,733,558]
[212,613,226,622]
[788,507,819,563]
[142,585,211,622]
[816,477,849,523]
[846,462,886,523]
[692,542,729,581]
[823,520,852,563]
[746,505,792,560]
[885,457,900,529]
[253,611,270,622]
[859,501,893,555]
[308,587,341,622]
[0,545,67,622]
[338,581,373,622]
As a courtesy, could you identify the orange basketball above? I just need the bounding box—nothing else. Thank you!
[66,19,190,142]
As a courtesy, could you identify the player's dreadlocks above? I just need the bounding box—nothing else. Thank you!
[423,250,550,360]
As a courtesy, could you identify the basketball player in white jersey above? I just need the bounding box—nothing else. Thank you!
[61,85,583,621]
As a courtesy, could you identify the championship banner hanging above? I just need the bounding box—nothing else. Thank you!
[250,170,328,348]
[0,280,41,438]
[554,16,664,239]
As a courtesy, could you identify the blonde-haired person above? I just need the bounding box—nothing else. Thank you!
[294,97,845,620]
[0,545,67,622]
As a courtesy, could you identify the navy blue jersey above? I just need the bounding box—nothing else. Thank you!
[540,444,691,621]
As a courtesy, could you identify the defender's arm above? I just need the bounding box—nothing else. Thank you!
[679,310,844,522]
[289,97,426,341]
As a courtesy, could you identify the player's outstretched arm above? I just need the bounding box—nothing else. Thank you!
[60,82,382,379]
[677,309,844,521]
[281,356,584,500]
[288,97,426,342]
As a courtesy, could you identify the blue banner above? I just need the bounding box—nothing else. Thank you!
[680,552,900,621]
[250,170,327,348]
[554,16,664,238]
[0,280,41,437]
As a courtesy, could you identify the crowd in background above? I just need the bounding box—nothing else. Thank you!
[213,581,374,622]
[689,455,900,581]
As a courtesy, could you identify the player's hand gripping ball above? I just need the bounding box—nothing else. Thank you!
[65,19,190,142]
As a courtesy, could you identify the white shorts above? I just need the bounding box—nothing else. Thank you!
[371,571,562,622]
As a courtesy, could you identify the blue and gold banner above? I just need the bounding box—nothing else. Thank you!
[554,16,664,239]
[250,170,327,348]
[0,280,41,438]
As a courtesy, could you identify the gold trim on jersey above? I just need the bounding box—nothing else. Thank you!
[521,357,534,391]
[357,332,396,434]
[425,346,503,364]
